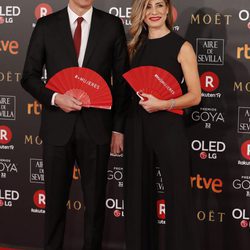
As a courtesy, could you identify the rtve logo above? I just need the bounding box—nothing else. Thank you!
[27,100,42,115]
[35,3,53,20]
[191,174,223,193]
[0,40,19,55]
[0,125,12,144]
[237,44,250,60]
[200,72,219,92]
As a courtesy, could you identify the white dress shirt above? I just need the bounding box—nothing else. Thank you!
[51,6,93,105]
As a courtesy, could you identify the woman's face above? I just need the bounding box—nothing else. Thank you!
[143,0,168,30]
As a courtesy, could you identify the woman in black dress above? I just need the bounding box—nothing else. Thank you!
[124,0,201,249]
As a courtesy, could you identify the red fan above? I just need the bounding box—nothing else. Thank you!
[123,66,183,115]
[46,67,112,110]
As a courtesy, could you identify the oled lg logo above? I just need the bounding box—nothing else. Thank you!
[0,6,21,24]
[109,7,131,26]
[0,40,19,55]
[200,72,221,98]
[238,10,250,30]
[191,140,226,160]
[31,190,45,214]
[232,208,250,229]
[0,189,19,207]
[106,198,124,218]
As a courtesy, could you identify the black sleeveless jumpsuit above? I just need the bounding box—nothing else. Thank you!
[125,32,199,250]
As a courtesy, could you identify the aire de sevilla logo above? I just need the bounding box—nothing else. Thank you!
[0,125,12,144]
[241,140,250,160]
[200,72,219,92]
[34,3,53,20]
[33,189,45,209]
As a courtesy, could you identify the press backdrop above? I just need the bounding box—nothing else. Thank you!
[0,0,250,249]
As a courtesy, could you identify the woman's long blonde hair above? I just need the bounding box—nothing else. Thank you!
[128,0,174,59]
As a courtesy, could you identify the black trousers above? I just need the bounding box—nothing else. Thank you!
[43,115,110,250]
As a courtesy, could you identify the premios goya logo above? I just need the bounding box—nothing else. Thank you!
[0,5,21,24]
[233,176,250,198]
[191,107,225,129]
[0,159,18,179]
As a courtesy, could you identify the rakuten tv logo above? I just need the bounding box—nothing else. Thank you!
[200,72,221,98]
[157,199,166,219]
[0,6,21,24]
[241,140,250,160]
[34,3,52,20]
[0,125,12,144]
[33,190,45,209]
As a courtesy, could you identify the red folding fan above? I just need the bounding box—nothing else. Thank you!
[123,66,183,115]
[46,67,112,110]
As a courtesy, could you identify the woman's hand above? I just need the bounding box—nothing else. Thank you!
[139,93,167,113]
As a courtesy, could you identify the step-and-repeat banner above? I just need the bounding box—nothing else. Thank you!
[0,0,249,249]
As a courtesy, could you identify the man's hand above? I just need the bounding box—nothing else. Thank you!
[55,93,82,113]
[110,132,124,155]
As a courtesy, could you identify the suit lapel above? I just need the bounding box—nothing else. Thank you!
[82,8,102,67]
[57,8,78,66]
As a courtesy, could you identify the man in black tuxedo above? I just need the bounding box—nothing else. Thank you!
[21,0,129,249]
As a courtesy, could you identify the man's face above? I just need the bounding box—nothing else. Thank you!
[69,0,94,10]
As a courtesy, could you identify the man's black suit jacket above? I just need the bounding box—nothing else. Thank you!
[21,7,129,145]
